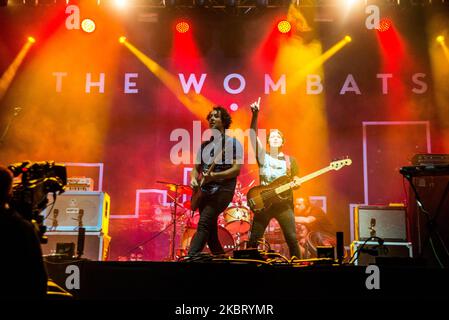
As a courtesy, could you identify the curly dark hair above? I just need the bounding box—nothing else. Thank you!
[0,166,13,205]
[207,106,232,130]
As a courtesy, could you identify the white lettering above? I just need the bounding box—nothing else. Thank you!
[377,73,393,94]
[85,73,105,93]
[178,73,207,94]
[340,74,361,95]
[124,73,139,94]
[264,74,286,94]
[52,72,67,92]
[307,74,323,94]
[412,73,428,94]
[223,73,246,94]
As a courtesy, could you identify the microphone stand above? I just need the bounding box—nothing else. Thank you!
[156,181,186,261]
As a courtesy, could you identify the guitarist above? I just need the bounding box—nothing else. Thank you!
[247,98,301,258]
[188,106,242,257]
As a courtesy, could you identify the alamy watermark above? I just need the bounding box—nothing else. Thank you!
[170,121,284,166]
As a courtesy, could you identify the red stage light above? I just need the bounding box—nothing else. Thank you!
[176,21,190,34]
[377,18,392,33]
[81,19,96,33]
[277,20,291,34]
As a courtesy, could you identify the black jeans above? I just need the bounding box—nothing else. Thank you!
[188,190,234,255]
[248,202,301,258]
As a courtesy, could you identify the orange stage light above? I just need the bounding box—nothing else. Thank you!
[377,18,392,33]
[176,21,190,34]
[277,20,291,34]
[81,19,96,33]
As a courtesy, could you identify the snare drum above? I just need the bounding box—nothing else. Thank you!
[223,206,251,234]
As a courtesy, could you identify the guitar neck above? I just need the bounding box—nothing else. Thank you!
[275,166,332,194]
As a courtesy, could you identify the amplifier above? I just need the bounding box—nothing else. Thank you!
[42,231,110,261]
[350,241,413,266]
[412,154,449,166]
[42,192,110,234]
[354,205,407,242]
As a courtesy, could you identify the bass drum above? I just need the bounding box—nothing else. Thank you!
[181,226,235,254]
[223,206,252,234]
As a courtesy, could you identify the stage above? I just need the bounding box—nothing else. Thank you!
[2,2,449,314]
[45,259,449,301]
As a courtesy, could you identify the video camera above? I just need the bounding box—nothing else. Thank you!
[8,161,67,243]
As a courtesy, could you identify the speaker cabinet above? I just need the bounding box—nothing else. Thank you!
[355,205,407,242]
[42,232,110,261]
[42,192,110,233]
[408,176,449,267]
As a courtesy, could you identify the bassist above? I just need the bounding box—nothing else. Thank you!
[247,98,301,258]
[188,106,242,257]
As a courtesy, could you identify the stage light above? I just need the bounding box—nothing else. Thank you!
[277,20,291,34]
[194,0,207,6]
[344,35,352,43]
[81,19,96,33]
[27,36,36,43]
[176,21,190,34]
[377,18,392,33]
[436,35,445,44]
[345,0,358,7]
[256,0,268,7]
[114,0,126,8]
[119,36,127,44]
[225,0,237,7]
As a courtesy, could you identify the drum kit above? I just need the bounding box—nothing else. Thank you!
[158,180,335,260]
[158,180,254,259]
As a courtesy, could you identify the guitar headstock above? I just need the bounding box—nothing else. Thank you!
[330,157,352,171]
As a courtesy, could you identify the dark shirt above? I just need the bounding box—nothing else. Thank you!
[0,207,48,299]
[196,134,243,195]
[295,206,335,235]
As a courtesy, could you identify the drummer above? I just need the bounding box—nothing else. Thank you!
[294,197,336,257]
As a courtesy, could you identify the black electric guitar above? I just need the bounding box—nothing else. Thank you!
[247,158,352,213]
[190,146,227,211]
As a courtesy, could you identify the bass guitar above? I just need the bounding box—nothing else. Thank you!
[247,158,352,213]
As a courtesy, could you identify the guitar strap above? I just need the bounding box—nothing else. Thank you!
[285,155,292,177]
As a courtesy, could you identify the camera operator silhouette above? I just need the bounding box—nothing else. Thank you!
[0,165,48,299]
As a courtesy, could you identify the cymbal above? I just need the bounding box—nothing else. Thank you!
[167,184,192,195]
[156,180,192,195]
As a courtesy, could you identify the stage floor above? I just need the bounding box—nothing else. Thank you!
[45,259,449,302]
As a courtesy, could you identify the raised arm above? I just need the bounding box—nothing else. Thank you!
[249,97,265,165]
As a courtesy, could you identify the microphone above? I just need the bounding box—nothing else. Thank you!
[369,218,376,237]
[51,209,59,229]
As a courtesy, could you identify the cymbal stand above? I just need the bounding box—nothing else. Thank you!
[169,186,179,261]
